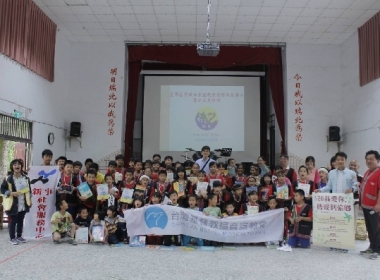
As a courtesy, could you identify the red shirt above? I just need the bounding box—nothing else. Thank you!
[288,204,313,219]
[360,167,380,209]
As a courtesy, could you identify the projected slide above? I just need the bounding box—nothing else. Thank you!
[160,85,245,151]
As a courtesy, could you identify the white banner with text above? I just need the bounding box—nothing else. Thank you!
[124,206,284,243]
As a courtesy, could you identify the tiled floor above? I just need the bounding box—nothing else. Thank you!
[0,224,377,280]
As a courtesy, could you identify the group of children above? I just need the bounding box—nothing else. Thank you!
[48,147,320,248]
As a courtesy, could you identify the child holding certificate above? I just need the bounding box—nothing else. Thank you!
[241,191,262,215]
[172,166,192,207]
[292,165,315,206]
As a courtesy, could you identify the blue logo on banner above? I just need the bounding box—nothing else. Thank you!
[144,207,168,229]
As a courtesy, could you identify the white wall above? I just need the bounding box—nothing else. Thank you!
[0,31,71,165]
[66,42,125,169]
[285,44,343,168]
[341,31,380,173]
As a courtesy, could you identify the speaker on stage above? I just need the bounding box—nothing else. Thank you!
[329,126,340,141]
[70,122,81,137]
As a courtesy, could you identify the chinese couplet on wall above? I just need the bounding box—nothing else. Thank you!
[108,68,118,136]
[294,74,303,142]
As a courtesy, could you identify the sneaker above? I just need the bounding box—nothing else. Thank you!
[360,247,374,255]
[370,253,379,260]
[17,237,26,243]
[341,249,349,253]
[123,239,129,244]
[329,247,337,251]
[60,237,71,243]
[10,238,19,245]
[53,240,60,244]
[70,239,78,246]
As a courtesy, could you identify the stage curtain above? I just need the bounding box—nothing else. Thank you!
[0,0,57,82]
[124,61,142,161]
[269,64,286,154]
[0,0,28,63]
[358,11,380,86]
[125,45,286,160]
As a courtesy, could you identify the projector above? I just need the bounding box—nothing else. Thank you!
[197,42,220,57]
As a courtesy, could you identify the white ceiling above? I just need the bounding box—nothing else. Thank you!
[35,0,380,45]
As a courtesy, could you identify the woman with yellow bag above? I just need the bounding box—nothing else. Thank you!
[1,159,32,245]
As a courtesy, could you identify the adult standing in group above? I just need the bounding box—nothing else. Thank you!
[305,156,320,184]
[257,156,270,176]
[360,150,380,259]
[195,146,215,175]
[279,154,297,183]
[316,151,357,252]
[1,159,32,245]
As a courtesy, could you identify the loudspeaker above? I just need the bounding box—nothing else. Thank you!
[70,122,81,137]
[329,126,340,141]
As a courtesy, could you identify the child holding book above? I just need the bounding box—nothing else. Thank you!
[118,169,135,214]
[96,173,119,220]
[51,200,77,245]
[292,165,315,205]
[77,169,97,217]
[192,171,209,211]
[163,191,181,246]
[182,195,204,246]
[172,166,192,207]
[134,175,151,204]
[56,160,80,218]
[222,202,238,217]
[241,191,263,215]
[245,176,259,196]
[274,171,293,209]
[89,212,106,243]
[287,189,313,249]
[104,205,122,244]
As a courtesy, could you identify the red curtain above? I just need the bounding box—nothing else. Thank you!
[0,0,57,82]
[0,0,28,63]
[269,64,286,154]
[125,45,286,160]
[358,11,380,86]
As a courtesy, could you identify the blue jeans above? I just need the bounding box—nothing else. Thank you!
[182,235,204,246]
[9,211,26,240]
[288,236,310,248]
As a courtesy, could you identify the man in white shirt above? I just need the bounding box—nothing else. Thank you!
[315,152,357,252]
[195,146,215,174]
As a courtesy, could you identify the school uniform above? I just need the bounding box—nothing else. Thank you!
[96,185,119,220]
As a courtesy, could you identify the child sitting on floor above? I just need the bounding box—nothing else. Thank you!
[104,205,122,244]
[89,212,106,243]
[51,200,77,245]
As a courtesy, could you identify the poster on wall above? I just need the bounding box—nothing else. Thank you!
[312,193,355,250]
